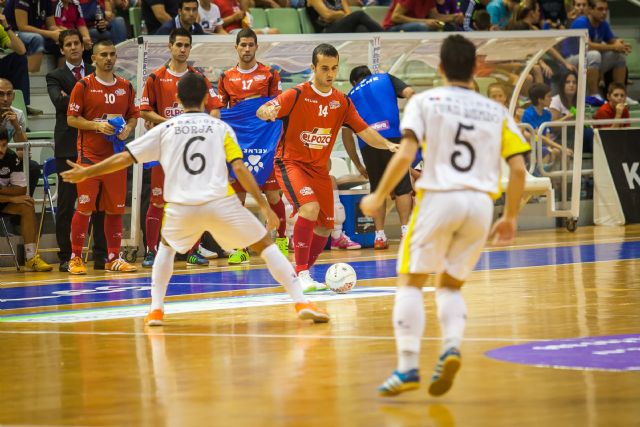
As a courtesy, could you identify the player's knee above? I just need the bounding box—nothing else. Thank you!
[398,273,429,288]
[265,191,281,205]
[437,272,464,289]
[298,201,320,220]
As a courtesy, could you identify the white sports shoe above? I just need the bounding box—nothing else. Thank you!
[198,244,219,259]
[298,270,327,293]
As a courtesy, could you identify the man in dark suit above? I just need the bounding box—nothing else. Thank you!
[46,29,106,272]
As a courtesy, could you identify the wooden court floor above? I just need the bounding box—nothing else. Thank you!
[1,225,639,427]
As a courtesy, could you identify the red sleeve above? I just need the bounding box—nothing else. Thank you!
[67,81,85,116]
[274,88,300,118]
[217,73,229,106]
[140,75,156,112]
[205,77,224,110]
[124,83,140,120]
[270,70,282,97]
[75,4,86,26]
[343,99,368,133]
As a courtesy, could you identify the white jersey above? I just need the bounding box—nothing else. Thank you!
[401,86,530,196]
[126,112,242,205]
[199,3,223,30]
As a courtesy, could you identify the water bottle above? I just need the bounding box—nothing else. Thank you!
[95,4,105,32]
[140,19,148,35]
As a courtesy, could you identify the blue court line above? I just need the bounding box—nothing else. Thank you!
[1,240,639,311]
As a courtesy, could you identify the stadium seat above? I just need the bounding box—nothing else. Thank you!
[500,159,552,208]
[330,157,351,178]
[297,8,315,33]
[0,215,20,270]
[265,8,302,33]
[249,8,268,30]
[129,7,142,38]
[362,6,388,25]
[623,38,640,78]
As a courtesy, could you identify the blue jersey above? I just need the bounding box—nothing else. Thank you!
[348,73,402,149]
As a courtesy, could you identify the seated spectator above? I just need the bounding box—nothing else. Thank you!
[550,71,594,152]
[459,0,491,31]
[486,0,519,30]
[156,0,205,34]
[593,82,630,128]
[566,0,587,25]
[215,0,279,34]
[4,0,62,72]
[436,0,462,29]
[562,0,632,106]
[383,0,462,31]
[199,0,227,33]
[539,0,567,29]
[79,0,128,45]
[54,0,93,59]
[487,81,524,120]
[473,9,491,30]
[142,0,180,34]
[252,0,288,7]
[0,125,52,271]
[306,0,383,33]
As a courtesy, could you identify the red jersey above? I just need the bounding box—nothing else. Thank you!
[272,82,368,170]
[68,73,140,163]
[214,0,242,32]
[218,62,281,108]
[140,65,223,118]
[593,102,630,128]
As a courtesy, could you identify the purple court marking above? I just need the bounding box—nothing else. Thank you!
[486,334,640,371]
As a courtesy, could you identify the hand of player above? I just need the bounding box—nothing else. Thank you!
[360,193,383,217]
[9,195,34,206]
[262,206,280,231]
[385,141,399,152]
[258,104,280,121]
[95,121,115,135]
[355,163,368,179]
[117,125,132,141]
[489,216,517,246]
[61,160,89,183]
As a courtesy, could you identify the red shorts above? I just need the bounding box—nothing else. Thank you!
[76,166,127,214]
[231,168,281,193]
[274,160,334,229]
[150,165,165,206]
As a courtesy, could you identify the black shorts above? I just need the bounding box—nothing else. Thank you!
[361,139,413,196]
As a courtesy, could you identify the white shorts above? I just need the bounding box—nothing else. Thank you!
[397,190,494,280]
[161,196,267,253]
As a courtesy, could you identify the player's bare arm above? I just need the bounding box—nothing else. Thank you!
[61,152,134,184]
[489,154,526,246]
[230,158,279,231]
[140,110,168,125]
[0,184,28,196]
[356,127,399,152]
[256,102,281,121]
[68,115,115,135]
[360,130,419,216]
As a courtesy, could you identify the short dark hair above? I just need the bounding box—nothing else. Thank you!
[170,27,192,45]
[59,29,81,47]
[440,35,476,82]
[474,10,491,30]
[529,82,551,106]
[93,39,114,53]
[312,43,339,66]
[179,0,198,9]
[349,65,372,86]
[607,82,626,95]
[0,125,7,142]
[236,28,257,45]
[178,72,207,108]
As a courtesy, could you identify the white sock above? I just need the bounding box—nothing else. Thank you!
[435,287,467,352]
[375,230,386,240]
[401,225,408,236]
[24,243,36,260]
[261,243,306,303]
[393,285,425,372]
[332,190,345,239]
[150,243,176,311]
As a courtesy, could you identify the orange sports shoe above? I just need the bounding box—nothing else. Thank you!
[105,258,138,272]
[295,302,330,323]
[68,256,87,275]
[145,309,164,326]
[374,237,389,250]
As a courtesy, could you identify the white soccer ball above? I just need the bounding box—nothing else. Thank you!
[325,263,357,294]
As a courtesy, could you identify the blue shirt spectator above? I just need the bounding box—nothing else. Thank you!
[562,15,614,57]
[486,0,518,29]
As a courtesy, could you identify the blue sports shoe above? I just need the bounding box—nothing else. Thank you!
[428,347,461,397]
[187,250,209,266]
[142,250,155,268]
[585,95,604,107]
[377,369,420,396]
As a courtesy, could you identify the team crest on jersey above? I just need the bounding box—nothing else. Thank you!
[253,75,266,81]
[152,187,162,196]
[329,100,341,109]
[69,103,80,113]
[164,103,184,118]
[299,186,314,196]
[78,195,90,204]
[245,154,264,173]
[300,128,331,149]
[140,96,150,105]
[115,88,126,96]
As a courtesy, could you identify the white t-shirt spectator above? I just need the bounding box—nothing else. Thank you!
[550,94,569,116]
[199,3,224,31]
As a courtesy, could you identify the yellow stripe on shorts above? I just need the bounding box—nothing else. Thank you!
[399,189,424,275]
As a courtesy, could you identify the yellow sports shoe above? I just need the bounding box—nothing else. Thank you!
[145,309,164,326]
[68,256,87,275]
[24,254,53,272]
[105,258,138,272]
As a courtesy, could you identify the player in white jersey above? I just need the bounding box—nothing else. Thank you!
[61,72,329,326]
[361,35,530,397]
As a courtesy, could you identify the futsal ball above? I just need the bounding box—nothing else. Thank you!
[325,263,357,294]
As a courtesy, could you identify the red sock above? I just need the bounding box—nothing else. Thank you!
[70,211,91,258]
[104,214,123,261]
[293,216,315,273]
[146,204,164,252]
[307,233,329,268]
[270,199,286,238]
[189,239,200,254]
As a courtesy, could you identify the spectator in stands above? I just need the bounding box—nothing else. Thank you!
[563,0,632,106]
[538,0,566,28]
[46,29,106,271]
[142,0,180,34]
[0,14,41,117]
[215,0,279,34]
[0,125,53,271]
[566,0,588,25]
[4,0,63,72]
[459,0,490,31]
[80,0,128,44]
[156,0,205,34]
[54,0,92,50]
[593,82,630,128]
[199,0,227,33]
[486,0,520,30]
[305,0,383,33]
[251,0,288,7]
[472,9,491,30]
[383,0,463,31]
[549,71,594,152]
[487,81,524,120]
